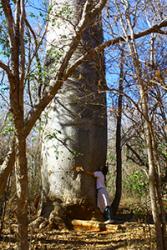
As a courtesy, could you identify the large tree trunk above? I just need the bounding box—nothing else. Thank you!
[41,0,107,217]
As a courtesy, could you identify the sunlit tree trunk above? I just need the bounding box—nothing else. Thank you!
[114,1,167,246]
[41,0,107,216]
[124,11,166,250]
[140,83,167,250]
[1,1,29,249]
[14,128,28,250]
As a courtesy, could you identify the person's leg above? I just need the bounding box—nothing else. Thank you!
[103,206,112,222]
[97,188,109,213]
[97,188,113,222]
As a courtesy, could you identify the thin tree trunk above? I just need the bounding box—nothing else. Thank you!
[148,123,167,249]
[111,48,124,215]
[145,117,166,250]
[0,143,15,198]
[129,32,166,250]
[0,174,11,235]
[117,6,167,247]
[149,34,167,249]
[15,135,29,250]
[132,41,166,250]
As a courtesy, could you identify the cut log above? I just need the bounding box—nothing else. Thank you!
[71,219,119,232]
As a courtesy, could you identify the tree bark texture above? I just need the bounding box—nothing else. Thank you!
[41,0,107,210]
[15,135,28,250]
[1,1,29,249]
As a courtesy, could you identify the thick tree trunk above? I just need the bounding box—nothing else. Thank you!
[41,0,107,216]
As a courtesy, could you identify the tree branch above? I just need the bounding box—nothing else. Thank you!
[126,143,149,168]
[1,0,15,45]
[65,19,167,79]
[20,0,26,88]
[0,61,12,77]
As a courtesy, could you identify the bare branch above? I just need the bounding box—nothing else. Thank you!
[65,19,167,79]
[0,61,12,77]
[24,15,167,136]
[25,18,48,100]
[156,30,167,35]
[100,19,167,49]
[20,0,26,87]
[150,80,167,91]
[1,0,15,44]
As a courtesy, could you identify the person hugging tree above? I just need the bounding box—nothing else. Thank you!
[76,165,113,224]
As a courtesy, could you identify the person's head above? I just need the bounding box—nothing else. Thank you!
[102,164,108,176]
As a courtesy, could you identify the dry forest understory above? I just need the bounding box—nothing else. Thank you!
[0,200,163,250]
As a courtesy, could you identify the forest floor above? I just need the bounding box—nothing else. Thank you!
[0,213,157,250]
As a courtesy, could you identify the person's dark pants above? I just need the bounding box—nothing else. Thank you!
[103,206,112,221]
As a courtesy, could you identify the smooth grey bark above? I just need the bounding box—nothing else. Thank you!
[41,0,107,212]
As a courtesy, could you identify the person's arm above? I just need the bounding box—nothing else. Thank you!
[75,166,95,177]
[83,169,95,177]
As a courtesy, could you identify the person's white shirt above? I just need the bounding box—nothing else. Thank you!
[93,171,105,189]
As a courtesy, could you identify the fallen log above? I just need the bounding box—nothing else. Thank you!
[71,219,120,232]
